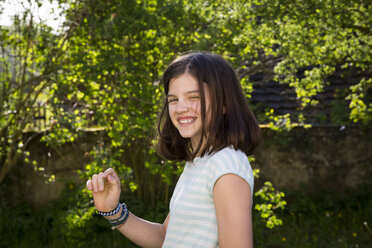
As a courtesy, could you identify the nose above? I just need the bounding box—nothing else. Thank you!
[175,99,189,113]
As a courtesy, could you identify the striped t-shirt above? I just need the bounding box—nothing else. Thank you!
[162,146,254,248]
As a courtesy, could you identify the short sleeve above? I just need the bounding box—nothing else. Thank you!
[206,148,254,199]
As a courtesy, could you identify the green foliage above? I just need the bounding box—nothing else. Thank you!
[253,186,372,247]
[42,0,202,209]
[1,0,371,245]
[348,78,372,125]
[254,180,287,229]
[1,184,371,247]
[0,10,62,182]
[220,0,371,127]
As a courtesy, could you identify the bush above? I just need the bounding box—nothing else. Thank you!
[1,184,371,247]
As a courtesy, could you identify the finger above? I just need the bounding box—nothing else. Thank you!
[91,174,99,192]
[97,172,104,191]
[106,172,120,189]
[103,170,121,199]
[86,179,93,191]
[103,168,119,179]
[104,176,110,188]
[106,174,119,188]
[107,174,115,184]
[104,168,120,186]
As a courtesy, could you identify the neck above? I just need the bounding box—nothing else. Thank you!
[191,137,207,156]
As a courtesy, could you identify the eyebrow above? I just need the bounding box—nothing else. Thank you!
[167,90,200,98]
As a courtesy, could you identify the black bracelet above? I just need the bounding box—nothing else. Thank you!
[97,202,121,216]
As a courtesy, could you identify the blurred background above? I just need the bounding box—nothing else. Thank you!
[0,0,371,247]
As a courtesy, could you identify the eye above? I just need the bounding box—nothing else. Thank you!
[168,98,177,104]
[190,95,199,100]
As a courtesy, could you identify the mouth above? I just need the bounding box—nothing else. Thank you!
[177,117,197,127]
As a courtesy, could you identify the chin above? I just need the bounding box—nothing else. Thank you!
[177,129,195,139]
[179,133,193,139]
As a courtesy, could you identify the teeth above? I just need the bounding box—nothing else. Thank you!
[179,118,195,124]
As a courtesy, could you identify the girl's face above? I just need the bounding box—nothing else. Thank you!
[167,73,211,150]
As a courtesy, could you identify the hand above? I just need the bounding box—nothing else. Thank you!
[86,168,121,213]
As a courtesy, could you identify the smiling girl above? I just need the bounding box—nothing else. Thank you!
[86,51,261,248]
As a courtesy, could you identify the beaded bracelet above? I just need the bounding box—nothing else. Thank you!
[110,203,129,230]
[109,203,127,224]
[97,202,121,216]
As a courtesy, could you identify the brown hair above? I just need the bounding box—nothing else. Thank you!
[157,51,261,161]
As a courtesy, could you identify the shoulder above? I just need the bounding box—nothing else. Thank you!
[204,146,254,196]
[207,146,250,168]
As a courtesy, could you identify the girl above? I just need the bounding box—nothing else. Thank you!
[86,51,261,248]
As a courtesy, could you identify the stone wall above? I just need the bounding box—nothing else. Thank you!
[254,126,372,191]
[2,126,371,207]
[1,132,97,208]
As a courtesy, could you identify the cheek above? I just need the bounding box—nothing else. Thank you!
[168,106,177,121]
[190,101,200,112]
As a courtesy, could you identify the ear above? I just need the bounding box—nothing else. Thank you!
[223,106,226,114]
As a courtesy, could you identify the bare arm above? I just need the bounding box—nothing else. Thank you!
[114,212,170,248]
[213,174,253,248]
[86,168,169,248]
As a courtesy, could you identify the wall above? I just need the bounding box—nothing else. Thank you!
[254,126,372,191]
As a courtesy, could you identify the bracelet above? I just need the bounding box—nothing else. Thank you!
[110,203,129,230]
[110,212,129,230]
[109,203,127,223]
[97,202,121,217]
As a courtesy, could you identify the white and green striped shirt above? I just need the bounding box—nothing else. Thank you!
[162,146,254,248]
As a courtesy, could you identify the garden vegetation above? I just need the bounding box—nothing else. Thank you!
[0,0,371,247]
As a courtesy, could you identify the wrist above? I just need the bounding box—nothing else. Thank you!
[97,202,130,230]
[108,203,130,230]
[104,207,123,220]
[97,202,121,217]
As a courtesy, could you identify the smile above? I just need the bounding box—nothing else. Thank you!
[178,117,197,126]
